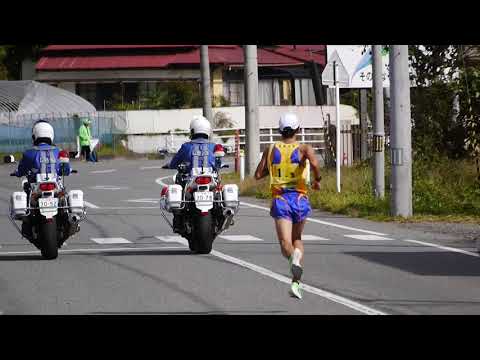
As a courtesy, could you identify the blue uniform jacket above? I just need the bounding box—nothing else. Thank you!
[169,139,220,173]
[15,143,71,182]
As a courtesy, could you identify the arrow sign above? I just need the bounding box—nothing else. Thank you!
[322,50,350,88]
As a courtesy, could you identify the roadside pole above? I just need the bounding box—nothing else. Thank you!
[243,45,260,176]
[390,45,412,217]
[200,45,213,122]
[372,45,385,199]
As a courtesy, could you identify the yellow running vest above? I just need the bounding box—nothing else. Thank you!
[267,142,307,195]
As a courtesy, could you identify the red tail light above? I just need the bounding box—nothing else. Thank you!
[214,144,225,157]
[195,176,212,185]
[59,150,69,163]
[161,186,168,197]
[39,183,56,191]
[59,150,69,158]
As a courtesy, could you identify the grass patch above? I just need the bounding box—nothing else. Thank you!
[223,157,480,223]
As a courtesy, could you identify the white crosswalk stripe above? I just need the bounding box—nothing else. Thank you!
[219,235,264,242]
[302,235,330,241]
[91,238,132,244]
[344,234,394,241]
[155,236,188,246]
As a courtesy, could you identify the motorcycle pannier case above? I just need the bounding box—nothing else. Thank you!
[222,184,239,208]
[166,185,183,209]
[11,191,27,219]
[68,190,84,214]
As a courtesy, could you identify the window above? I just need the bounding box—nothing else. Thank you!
[227,81,244,106]
[76,83,97,107]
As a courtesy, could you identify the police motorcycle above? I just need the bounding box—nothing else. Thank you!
[9,150,86,260]
[160,144,239,254]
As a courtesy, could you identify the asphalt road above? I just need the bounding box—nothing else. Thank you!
[0,158,480,315]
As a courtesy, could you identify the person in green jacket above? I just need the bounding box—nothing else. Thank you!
[79,118,92,161]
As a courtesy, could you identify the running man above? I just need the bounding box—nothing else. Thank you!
[255,113,322,299]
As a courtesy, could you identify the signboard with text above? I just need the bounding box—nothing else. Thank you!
[326,45,390,88]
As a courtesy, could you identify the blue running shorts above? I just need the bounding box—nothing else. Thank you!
[270,192,312,224]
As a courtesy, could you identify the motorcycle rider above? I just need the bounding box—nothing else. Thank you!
[12,120,71,239]
[164,115,223,233]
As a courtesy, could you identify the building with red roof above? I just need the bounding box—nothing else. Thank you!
[35,45,327,110]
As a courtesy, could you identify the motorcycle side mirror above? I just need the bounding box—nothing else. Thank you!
[71,170,78,174]
[221,164,230,169]
[10,172,16,176]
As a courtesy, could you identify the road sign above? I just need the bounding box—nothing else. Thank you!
[322,50,350,88]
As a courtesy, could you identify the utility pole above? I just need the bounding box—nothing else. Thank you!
[359,88,368,161]
[372,45,385,199]
[390,45,412,217]
[200,45,213,122]
[243,45,260,176]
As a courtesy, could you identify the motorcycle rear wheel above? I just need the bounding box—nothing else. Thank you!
[39,218,58,260]
[192,211,214,254]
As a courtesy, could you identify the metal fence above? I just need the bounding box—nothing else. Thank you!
[0,112,127,154]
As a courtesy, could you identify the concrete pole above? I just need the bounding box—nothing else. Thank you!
[389,45,412,217]
[359,88,368,160]
[372,45,385,199]
[200,45,213,122]
[243,45,260,176]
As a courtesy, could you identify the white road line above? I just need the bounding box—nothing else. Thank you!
[84,201,99,209]
[124,199,160,204]
[90,185,128,191]
[404,239,479,258]
[240,201,388,236]
[344,234,394,241]
[91,238,132,245]
[210,249,387,315]
[141,166,167,170]
[90,169,117,174]
[155,236,188,246]
[155,176,389,237]
[155,233,386,315]
[156,176,170,186]
[0,246,185,256]
[302,235,330,241]
[219,235,264,242]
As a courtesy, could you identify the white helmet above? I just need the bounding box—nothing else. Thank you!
[190,115,211,137]
[32,121,54,143]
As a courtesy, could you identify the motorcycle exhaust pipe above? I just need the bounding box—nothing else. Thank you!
[68,214,80,224]
[223,208,234,217]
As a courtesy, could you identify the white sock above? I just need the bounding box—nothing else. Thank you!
[292,248,302,267]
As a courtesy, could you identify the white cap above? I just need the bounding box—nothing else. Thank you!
[279,113,300,131]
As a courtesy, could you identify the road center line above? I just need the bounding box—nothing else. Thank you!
[84,201,99,209]
[403,239,479,258]
[90,169,117,174]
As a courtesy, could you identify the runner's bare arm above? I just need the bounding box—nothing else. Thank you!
[255,148,269,180]
[301,144,321,189]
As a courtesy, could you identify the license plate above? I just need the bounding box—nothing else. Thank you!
[38,198,58,210]
[194,192,214,203]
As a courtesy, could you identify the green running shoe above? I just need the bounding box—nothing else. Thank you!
[290,281,303,299]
